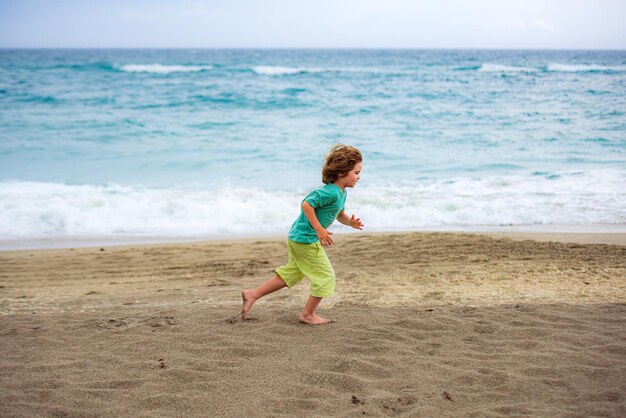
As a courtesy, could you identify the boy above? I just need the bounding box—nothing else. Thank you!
[241,144,363,324]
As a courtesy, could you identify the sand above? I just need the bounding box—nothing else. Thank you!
[1,231,625,417]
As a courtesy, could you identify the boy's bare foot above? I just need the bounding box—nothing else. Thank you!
[241,290,256,319]
[299,313,334,325]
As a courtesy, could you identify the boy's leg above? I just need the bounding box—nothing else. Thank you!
[294,242,334,325]
[241,275,287,319]
[299,295,333,325]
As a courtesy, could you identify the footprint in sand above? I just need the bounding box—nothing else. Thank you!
[96,316,177,331]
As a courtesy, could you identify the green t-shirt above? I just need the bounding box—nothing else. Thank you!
[288,183,347,243]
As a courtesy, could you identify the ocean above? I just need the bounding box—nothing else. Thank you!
[0,49,625,249]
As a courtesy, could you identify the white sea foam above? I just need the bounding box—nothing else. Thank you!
[547,63,626,72]
[0,182,296,240]
[250,66,405,75]
[1,169,624,248]
[478,64,538,73]
[479,63,626,73]
[251,66,325,75]
[118,64,214,74]
[353,170,626,230]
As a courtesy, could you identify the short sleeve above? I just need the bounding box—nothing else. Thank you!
[304,188,336,208]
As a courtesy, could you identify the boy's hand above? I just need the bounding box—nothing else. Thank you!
[349,214,364,230]
[316,228,334,247]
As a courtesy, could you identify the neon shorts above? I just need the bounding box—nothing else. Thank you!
[275,240,336,297]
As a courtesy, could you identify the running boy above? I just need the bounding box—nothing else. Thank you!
[241,144,363,325]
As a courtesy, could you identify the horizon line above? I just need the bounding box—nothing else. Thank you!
[1,46,626,51]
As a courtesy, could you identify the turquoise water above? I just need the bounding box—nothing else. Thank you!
[1,49,625,248]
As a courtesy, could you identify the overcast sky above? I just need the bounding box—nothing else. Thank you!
[1,0,625,49]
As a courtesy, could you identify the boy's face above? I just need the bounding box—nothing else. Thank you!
[341,162,362,188]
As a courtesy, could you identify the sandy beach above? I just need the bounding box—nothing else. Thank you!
[1,231,625,417]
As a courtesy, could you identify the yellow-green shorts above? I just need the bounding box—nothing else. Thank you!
[275,240,335,297]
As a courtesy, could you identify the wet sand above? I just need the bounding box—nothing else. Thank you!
[1,231,625,417]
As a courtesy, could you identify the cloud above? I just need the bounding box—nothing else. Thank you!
[495,18,556,32]
[529,19,556,31]
[121,1,213,24]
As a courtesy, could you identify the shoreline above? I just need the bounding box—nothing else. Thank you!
[1,227,625,253]
[3,229,624,313]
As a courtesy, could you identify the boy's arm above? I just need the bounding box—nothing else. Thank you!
[336,210,351,226]
[337,210,364,230]
[302,201,334,246]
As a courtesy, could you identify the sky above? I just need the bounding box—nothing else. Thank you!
[0,0,625,49]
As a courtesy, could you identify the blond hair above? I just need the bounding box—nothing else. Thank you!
[322,144,362,184]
